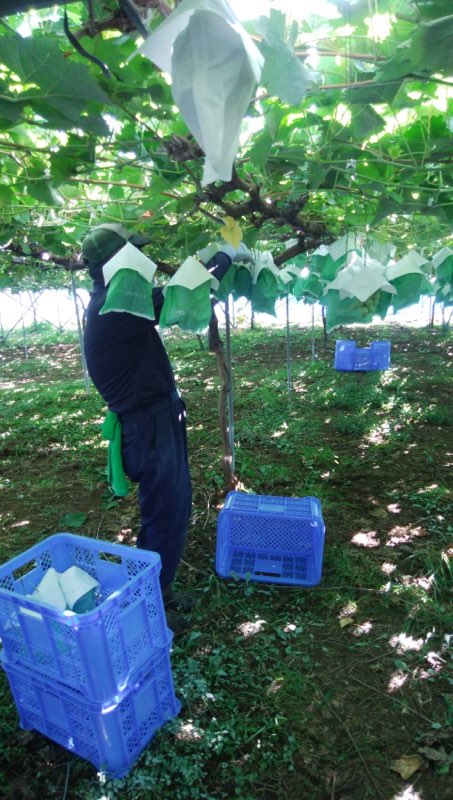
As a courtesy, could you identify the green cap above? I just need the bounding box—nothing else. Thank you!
[81,223,151,266]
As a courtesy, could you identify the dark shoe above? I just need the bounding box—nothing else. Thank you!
[165,608,192,635]
[163,586,197,613]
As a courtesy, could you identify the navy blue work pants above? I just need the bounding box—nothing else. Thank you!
[120,394,192,589]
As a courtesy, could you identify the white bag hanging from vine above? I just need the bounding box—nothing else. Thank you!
[250,251,282,316]
[160,255,218,332]
[137,0,264,185]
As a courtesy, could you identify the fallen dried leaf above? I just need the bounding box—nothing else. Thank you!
[390,754,422,779]
[339,617,354,628]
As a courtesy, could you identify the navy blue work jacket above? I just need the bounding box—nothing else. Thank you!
[83,252,231,413]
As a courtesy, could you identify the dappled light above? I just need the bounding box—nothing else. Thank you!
[389,633,424,653]
[386,525,427,548]
[338,601,357,620]
[393,785,424,800]
[351,620,373,637]
[176,721,203,742]
[351,529,380,548]
[236,617,267,637]
[283,622,297,633]
[366,420,391,444]
[271,422,289,439]
[1,323,452,800]
[1,0,453,791]
[424,651,446,673]
[267,678,283,696]
[115,528,134,544]
[381,562,397,575]
[401,574,434,592]
[387,669,409,693]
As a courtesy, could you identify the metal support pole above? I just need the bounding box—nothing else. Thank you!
[71,273,91,395]
[286,294,292,395]
[428,297,436,327]
[224,295,235,473]
[311,304,317,360]
[22,319,29,360]
[56,290,63,332]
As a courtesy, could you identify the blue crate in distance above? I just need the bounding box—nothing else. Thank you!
[216,492,325,587]
[334,340,391,371]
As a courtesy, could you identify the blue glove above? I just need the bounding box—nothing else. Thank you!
[218,241,255,264]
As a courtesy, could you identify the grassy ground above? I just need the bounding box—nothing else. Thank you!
[0,320,452,800]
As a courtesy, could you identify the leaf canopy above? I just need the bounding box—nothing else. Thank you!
[0,0,452,328]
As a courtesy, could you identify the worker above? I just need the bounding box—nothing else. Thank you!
[81,223,253,630]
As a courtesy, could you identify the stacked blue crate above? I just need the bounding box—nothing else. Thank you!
[216,492,325,587]
[334,340,391,371]
[0,533,180,778]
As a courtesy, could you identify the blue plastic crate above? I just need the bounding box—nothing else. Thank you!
[0,533,170,702]
[216,492,325,586]
[334,340,391,371]
[1,644,180,779]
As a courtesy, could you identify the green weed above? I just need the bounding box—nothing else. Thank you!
[1,322,452,800]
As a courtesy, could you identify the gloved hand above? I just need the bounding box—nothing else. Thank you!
[218,241,255,264]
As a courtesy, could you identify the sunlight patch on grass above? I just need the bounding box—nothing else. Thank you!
[425,650,447,672]
[351,529,380,547]
[387,669,409,693]
[401,574,434,591]
[338,601,357,619]
[386,525,427,547]
[283,622,297,633]
[176,720,203,741]
[381,561,397,574]
[389,633,424,653]
[416,483,439,493]
[267,678,283,695]
[116,528,134,543]
[271,422,288,439]
[351,621,373,637]
[237,617,267,637]
[393,785,423,800]
[366,420,391,444]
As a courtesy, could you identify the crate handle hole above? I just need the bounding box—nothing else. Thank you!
[98,552,122,565]
[13,559,38,581]
[255,570,282,578]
